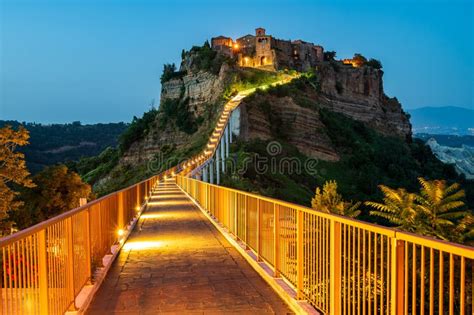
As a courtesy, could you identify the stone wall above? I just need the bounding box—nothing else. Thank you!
[273,39,324,72]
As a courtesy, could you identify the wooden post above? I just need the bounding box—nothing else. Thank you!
[391,238,405,315]
[330,220,341,313]
[38,230,49,314]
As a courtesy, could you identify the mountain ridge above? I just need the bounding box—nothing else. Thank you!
[408,106,473,135]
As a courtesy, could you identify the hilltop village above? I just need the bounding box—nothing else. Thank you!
[211,27,324,72]
[151,27,412,168]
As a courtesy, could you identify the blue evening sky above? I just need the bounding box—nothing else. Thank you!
[0,0,472,123]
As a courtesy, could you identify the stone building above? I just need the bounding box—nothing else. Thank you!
[211,36,233,57]
[254,28,274,67]
[211,28,325,72]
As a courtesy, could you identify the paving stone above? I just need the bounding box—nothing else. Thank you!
[86,180,293,314]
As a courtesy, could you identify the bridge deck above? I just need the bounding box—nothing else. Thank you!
[87,180,292,314]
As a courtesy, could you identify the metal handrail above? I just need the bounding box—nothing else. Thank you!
[177,175,474,314]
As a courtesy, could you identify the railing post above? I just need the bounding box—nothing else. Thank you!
[136,185,140,213]
[391,238,405,315]
[257,199,261,261]
[66,217,76,310]
[80,195,92,286]
[234,192,238,239]
[245,195,249,250]
[330,220,341,313]
[85,208,92,284]
[117,192,124,232]
[38,230,49,314]
[273,203,280,277]
[297,210,304,300]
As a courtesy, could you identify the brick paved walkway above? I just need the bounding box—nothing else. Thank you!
[87,180,292,314]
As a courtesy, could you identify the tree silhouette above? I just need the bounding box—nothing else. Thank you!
[0,125,35,234]
[312,180,360,218]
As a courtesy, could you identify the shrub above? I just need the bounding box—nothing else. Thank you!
[160,63,186,83]
[366,58,383,69]
[159,97,200,134]
[119,108,158,153]
[324,51,336,61]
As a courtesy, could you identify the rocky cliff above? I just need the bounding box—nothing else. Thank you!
[239,94,340,161]
[239,63,411,161]
[120,64,231,165]
[316,63,411,138]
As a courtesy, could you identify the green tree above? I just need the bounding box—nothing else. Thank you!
[352,53,367,67]
[10,165,92,230]
[366,58,382,69]
[324,51,336,61]
[365,185,420,232]
[452,214,474,245]
[415,177,470,241]
[0,125,35,234]
[367,178,473,244]
[311,180,361,217]
[160,63,177,83]
[119,108,158,153]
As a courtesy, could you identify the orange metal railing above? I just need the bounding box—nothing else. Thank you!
[0,171,170,314]
[177,175,474,315]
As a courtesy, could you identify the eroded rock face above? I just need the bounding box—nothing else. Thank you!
[120,65,231,165]
[161,64,230,117]
[239,94,340,161]
[239,63,412,161]
[317,63,411,138]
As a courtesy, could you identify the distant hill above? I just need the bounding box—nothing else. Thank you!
[408,106,474,135]
[415,134,474,148]
[0,120,128,173]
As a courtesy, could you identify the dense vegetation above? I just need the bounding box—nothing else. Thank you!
[159,91,202,135]
[185,40,234,74]
[0,125,35,234]
[119,109,158,153]
[222,108,474,227]
[0,125,92,233]
[323,51,382,69]
[161,41,235,84]
[0,120,127,174]
[10,165,92,231]
[160,63,186,83]
[66,147,119,186]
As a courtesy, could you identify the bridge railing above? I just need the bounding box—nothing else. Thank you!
[0,171,167,315]
[177,175,474,315]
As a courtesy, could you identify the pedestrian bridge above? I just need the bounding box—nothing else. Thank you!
[0,76,473,314]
